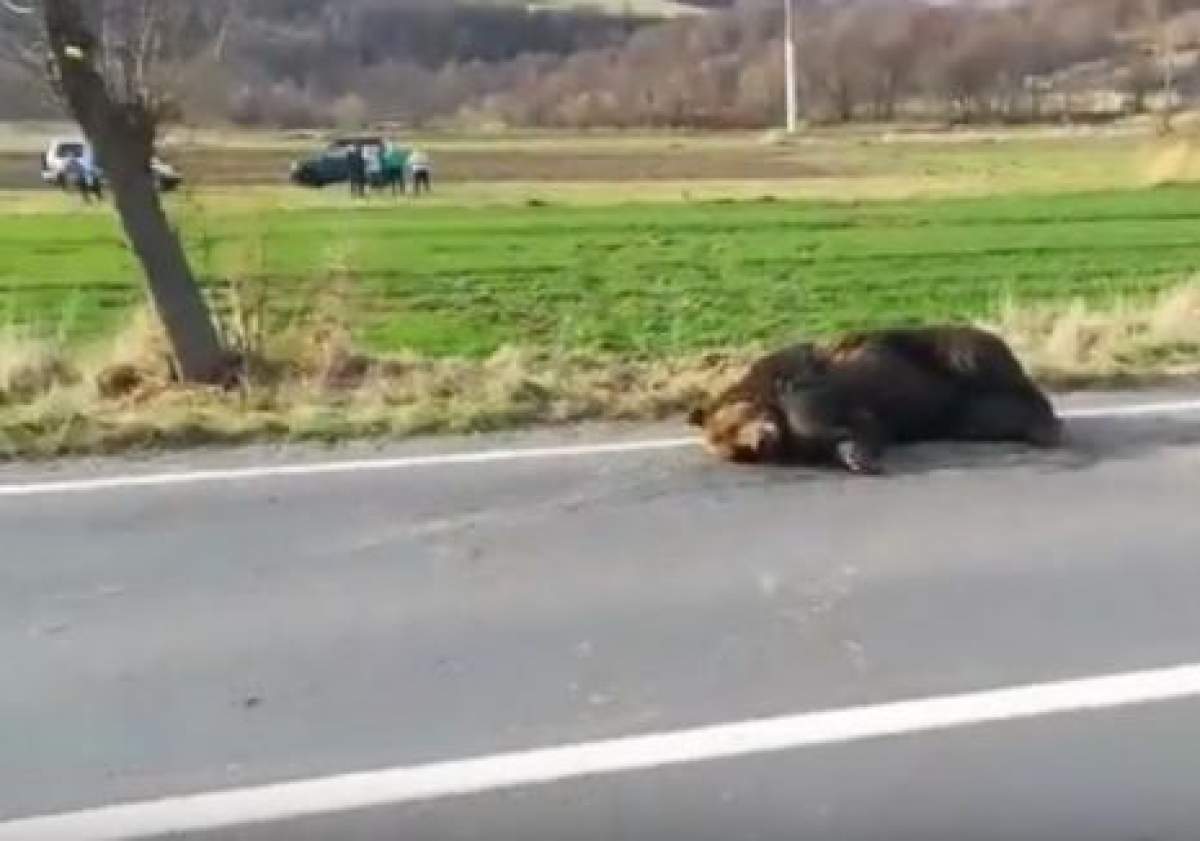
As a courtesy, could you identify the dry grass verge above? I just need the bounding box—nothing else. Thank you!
[991,282,1200,388]
[3,284,1199,460]
[0,308,758,459]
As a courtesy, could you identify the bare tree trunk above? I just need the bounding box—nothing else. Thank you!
[105,139,229,378]
[42,0,227,384]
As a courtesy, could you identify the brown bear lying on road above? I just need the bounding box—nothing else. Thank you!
[688,326,1062,475]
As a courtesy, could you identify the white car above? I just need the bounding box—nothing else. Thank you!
[40,136,183,192]
[39,136,87,186]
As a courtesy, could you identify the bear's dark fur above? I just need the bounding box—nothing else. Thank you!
[688,326,1062,474]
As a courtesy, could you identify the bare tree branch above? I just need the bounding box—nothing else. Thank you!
[212,0,240,62]
[0,0,56,110]
[1,0,36,15]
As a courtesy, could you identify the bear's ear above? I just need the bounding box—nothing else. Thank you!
[687,406,707,427]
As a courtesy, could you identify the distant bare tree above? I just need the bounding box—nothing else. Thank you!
[796,6,866,123]
[0,0,53,105]
[925,12,1014,122]
[1147,0,1178,131]
[1123,50,1160,113]
[865,6,919,120]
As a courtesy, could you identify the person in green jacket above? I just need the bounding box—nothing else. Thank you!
[382,142,408,196]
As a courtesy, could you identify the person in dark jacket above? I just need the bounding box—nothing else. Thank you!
[382,142,407,196]
[347,144,367,198]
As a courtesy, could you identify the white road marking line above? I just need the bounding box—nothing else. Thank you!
[0,437,698,498]
[0,398,1198,499]
[1060,399,1200,419]
[6,662,1200,841]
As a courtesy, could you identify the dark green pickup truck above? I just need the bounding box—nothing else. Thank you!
[288,136,407,188]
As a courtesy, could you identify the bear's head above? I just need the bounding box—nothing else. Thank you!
[688,399,784,463]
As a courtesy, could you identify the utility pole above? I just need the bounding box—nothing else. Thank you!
[1163,22,1175,126]
[785,0,798,133]
[1151,0,1176,132]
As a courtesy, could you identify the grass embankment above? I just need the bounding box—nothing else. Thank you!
[4,169,1200,457]
[3,282,1199,459]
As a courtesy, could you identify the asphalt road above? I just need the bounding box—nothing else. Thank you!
[4,391,1200,840]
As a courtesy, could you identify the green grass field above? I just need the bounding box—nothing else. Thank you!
[5,183,1200,359]
[6,126,1200,457]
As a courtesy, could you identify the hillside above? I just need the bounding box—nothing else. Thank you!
[0,0,664,121]
[3,0,1199,128]
[474,0,1200,129]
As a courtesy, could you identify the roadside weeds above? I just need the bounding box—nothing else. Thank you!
[3,283,1200,460]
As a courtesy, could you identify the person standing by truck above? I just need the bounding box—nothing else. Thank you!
[382,141,408,195]
[347,144,367,199]
[66,144,103,203]
[364,143,383,193]
[408,147,432,196]
[64,154,88,201]
[81,144,103,201]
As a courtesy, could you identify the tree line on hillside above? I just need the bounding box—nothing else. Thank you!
[484,0,1200,128]
[4,0,1200,128]
[0,0,657,122]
